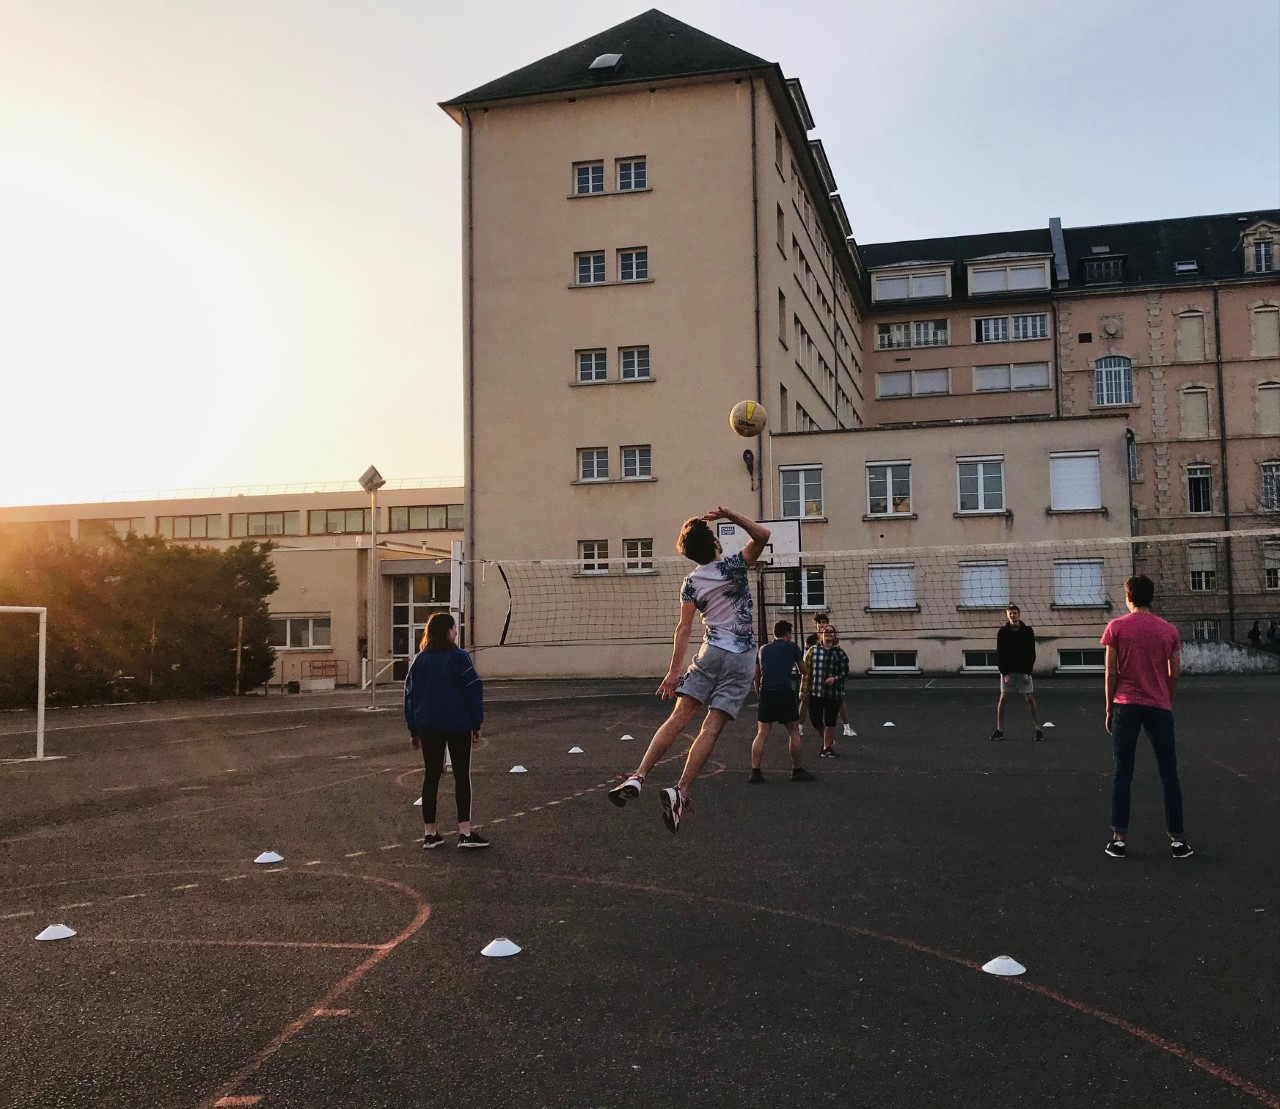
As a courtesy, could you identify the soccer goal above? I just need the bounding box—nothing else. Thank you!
[0,606,58,762]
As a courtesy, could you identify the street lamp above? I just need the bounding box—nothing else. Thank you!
[358,465,386,709]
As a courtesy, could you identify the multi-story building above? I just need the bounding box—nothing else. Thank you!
[0,483,464,688]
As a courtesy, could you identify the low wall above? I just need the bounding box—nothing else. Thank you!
[1181,642,1280,675]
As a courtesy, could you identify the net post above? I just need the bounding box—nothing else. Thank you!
[36,609,46,761]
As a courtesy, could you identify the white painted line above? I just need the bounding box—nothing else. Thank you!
[378,844,400,851]
[263,867,289,874]
[546,800,561,806]
[344,851,366,858]
[116,893,147,901]
[223,875,248,882]
[303,860,324,866]
[1,910,35,921]
[58,902,93,910]
[490,818,505,824]
[102,785,138,792]
[314,1008,351,1018]
[179,785,208,792]
[171,884,200,891]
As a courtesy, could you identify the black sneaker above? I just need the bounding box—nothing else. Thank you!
[990,729,1005,741]
[749,768,765,784]
[819,746,839,758]
[458,831,490,849]
[608,775,643,807]
[1104,839,1126,858]
[422,833,445,850]
[791,768,817,782]
[1170,840,1195,859]
[1034,729,1044,741]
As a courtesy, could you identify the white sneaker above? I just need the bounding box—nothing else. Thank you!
[607,774,643,808]
[843,724,856,737]
[797,724,805,736]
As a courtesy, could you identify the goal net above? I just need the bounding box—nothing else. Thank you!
[477,529,1280,650]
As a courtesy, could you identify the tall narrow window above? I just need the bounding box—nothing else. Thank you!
[1258,383,1280,435]
[779,384,789,432]
[1186,465,1213,514]
[1262,461,1280,510]
[1252,307,1280,358]
[1176,313,1206,362]
[1264,542,1280,590]
[1180,387,1210,438]
[1094,356,1134,406]
[778,290,787,343]
[1256,241,1275,273]
[1187,544,1217,591]
[776,204,785,251]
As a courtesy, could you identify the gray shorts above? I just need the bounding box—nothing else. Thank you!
[676,643,756,718]
[1000,673,1034,694]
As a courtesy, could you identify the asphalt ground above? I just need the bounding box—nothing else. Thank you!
[0,675,1277,1109]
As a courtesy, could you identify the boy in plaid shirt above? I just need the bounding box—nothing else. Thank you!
[804,624,850,757]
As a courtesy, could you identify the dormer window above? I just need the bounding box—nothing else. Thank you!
[1242,221,1279,274]
[1082,257,1125,284]
[1174,260,1200,276]
[871,268,950,303]
[1256,241,1275,273]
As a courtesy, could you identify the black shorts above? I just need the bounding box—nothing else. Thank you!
[757,687,800,724]
[808,697,840,728]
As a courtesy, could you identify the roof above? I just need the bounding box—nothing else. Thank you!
[440,9,770,109]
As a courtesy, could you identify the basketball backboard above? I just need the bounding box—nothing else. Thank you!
[715,519,801,567]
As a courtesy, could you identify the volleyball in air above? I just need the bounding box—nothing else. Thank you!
[729,400,767,437]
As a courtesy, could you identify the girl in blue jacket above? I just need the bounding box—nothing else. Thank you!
[403,612,488,849]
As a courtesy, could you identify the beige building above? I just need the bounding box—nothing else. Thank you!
[0,483,463,689]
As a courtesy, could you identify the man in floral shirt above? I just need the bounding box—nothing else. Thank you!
[609,506,770,833]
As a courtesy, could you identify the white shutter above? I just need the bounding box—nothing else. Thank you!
[869,564,916,609]
[875,276,909,301]
[970,268,1006,293]
[1187,544,1216,573]
[974,365,1011,392]
[1054,560,1105,606]
[1180,389,1210,439]
[1011,362,1050,389]
[1251,309,1280,358]
[878,372,911,397]
[1009,264,1048,290]
[1176,314,1206,362]
[1050,453,1101,510]
[912,273,947,297]
[960,562,1009,607]
[1258,384,1280,436]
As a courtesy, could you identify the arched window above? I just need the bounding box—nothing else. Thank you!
[1094,356,1133,406]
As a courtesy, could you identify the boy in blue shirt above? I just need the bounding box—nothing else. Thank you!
[750,620,816,783]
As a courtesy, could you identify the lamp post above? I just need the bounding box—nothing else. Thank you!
[358,465,386,710]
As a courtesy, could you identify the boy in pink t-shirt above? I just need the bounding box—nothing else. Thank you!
[1099,575,1193,860]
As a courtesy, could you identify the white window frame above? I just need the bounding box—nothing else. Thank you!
[868,563,917,610]
[968,260,1050,294]
[623,538,654,574]
[620,346,650,380]
[1057,648,1105,672]
[618,248,648,282]
[621,445,652,480]
[1262,460,1280,511]
[870,650,919,673]
[576,251,606,285]
[913,319,948,347]
[866,462,913,517]
[783,566,827,610]
[1094,356,1134,406]
[962,649,1000,673]
[577,447,609,482]
[617,157,647,191]
[1190,619,1221,642]
[1053,559,1107,607]
[574,161,604,195]
[1256,240,1275,273]
[1011,313,1048,341]
[877,322,912,350]
[1186,465,1213,515]
[957,457,1005,513]
[578,540,609,576]
[871,269,950,303]
[959,561,1010,609]
[577,349,606,383]
[975,316,1009,343]
[270,614,332,650]
[1264,542,1280,590]
[780,466,824,519]
[1188,543,1217,592]
[1050,451,1102,512]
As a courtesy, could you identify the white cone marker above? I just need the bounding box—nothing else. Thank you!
[413,797,423,806]
[254,851,284,865]
[509,765,528,774]
[36,924,76,942]
[982,955,1026,976]
[568,746,584,754]
[481,937,521,957]
[620,734,634,742]
[883,721,895,727]
[1042,722,1055,728]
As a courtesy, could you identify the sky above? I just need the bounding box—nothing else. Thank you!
[1,0,1276,506]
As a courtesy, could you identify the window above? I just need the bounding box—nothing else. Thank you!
[969,262,1049,293]
[776,204,785,250]
[1180,387,1210,438]
[867,463,912,516]
[876,370,948,397]
[574,162,603,195]
[877,322,911,350]
[783,566,826,609]
[1186,542,1217,592]
[577,447,608,481]
[1011,313,1048,341]
[778,291,787,343]
[1256,241,1275,273]
[975,316,1009,343]
[878,321,947,348]
[1058,648,1104,671]
[269,615,331,649]
[1252,307,1280,358]
[957,458,1004,512]
[913,319,948,346]
[579,540,609,575]
[960,561,1009,608]
[1082,257,1124,284]
[780,466,823,518]
[309,509,371,535]
[619,249,648,282]
[389,505,463,532]
[391,575,450,661]
[577,350,606,383]
[624,538,653,573]
[1049,452,1101,511]
[617,158,646,191]
[156,514,221,540]
[1258,384,1280,436]
[1264,542,1280,590]
[230,511,300,538]
[1186,465,1213,514]
[1174,260,1200,276]
[868,564,916,609]
[1191,619,1221,641]
[1262,461,1280,511]
[871,650,918,672]
[621,445,651,479]
[620,346,650,380]
[1053,559,1106,606]
[972,362,1051,392]
[1176,313,1206,362]
[1094,356,1134,406]
[576,252,605,285]
[963,650,1000,671]
[872,270,948,302]
[79,517,143,542]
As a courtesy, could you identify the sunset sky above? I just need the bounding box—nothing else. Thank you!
[1,0,1276,505]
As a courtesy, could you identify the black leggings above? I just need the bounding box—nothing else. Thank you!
[420,731,473,824]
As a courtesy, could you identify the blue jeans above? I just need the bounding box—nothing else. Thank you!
[1110,703,1184,837]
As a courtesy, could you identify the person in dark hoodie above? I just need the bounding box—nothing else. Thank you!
[991,603,1042,742]
[403,612,488,849]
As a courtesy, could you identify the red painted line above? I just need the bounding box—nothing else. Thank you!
[196,873,431,1109]
[80,937,383,952]
[214,1098,262,1107]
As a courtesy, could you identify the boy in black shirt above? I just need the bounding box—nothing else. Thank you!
[750,620,816,782]
[992,604,1042,741]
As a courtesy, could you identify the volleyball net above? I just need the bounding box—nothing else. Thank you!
[475,529,1280,648]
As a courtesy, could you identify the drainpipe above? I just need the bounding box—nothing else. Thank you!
[463,108,476,648]
[1212,286,1235,640]
[749,78,764,518]
[1048,217,1069,420]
